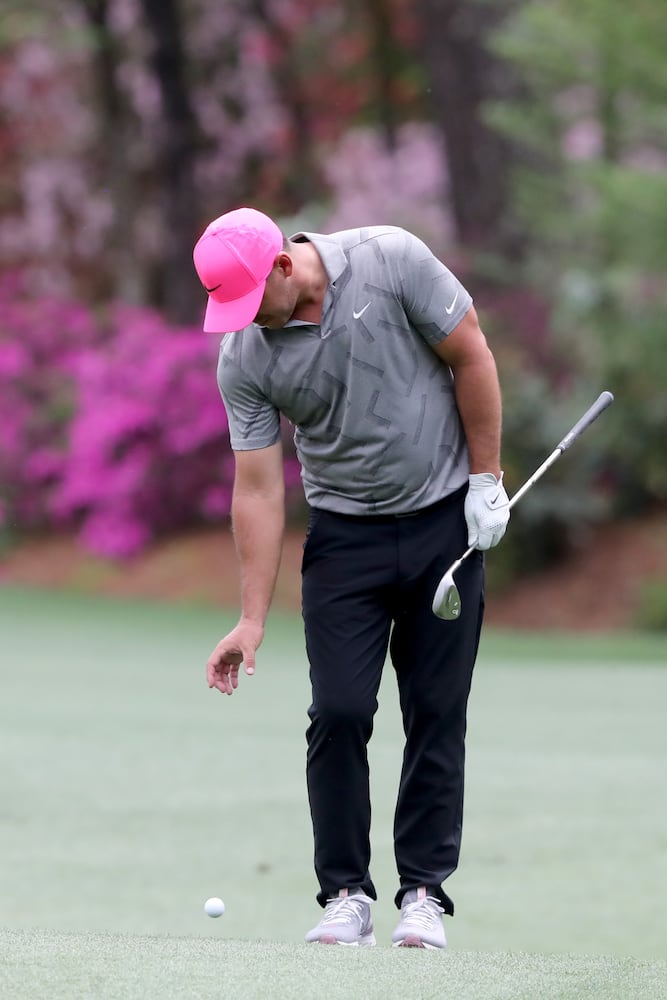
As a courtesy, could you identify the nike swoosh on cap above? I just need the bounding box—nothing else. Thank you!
[205,283,222,293]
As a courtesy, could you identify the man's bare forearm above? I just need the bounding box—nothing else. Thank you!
[452,348,502,477]
[431,307,503,478]
[231,491,285,626]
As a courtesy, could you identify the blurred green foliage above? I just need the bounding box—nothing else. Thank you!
[633,580,667,632]
[484,370,615,589]
[486,0,667,524]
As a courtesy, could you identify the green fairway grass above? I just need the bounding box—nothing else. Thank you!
[1,928,665,1000]
[1,586,666,997]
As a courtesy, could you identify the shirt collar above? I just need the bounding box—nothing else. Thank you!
[289,231,347,287]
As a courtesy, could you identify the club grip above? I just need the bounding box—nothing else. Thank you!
[557,391,614,453]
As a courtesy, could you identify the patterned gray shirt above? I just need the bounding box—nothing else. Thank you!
[217,226,473,514]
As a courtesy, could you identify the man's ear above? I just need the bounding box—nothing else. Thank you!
[274,252,293,276]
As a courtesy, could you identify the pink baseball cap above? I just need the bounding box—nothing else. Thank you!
[193,207,283,332]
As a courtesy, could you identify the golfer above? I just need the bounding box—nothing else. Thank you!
[193,207,510,948]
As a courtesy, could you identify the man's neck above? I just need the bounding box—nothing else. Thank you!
[291,240,328,324]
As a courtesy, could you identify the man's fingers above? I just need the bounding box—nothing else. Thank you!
[206,644,256,695]
[207,662,231,694]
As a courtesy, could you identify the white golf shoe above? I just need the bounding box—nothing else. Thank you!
[305,889,376,946]
[391,887,446,949]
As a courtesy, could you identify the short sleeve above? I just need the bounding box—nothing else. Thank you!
[393,230,473,346]
[217,345,281,451]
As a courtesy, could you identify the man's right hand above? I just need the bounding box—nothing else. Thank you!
[206,619,264,696]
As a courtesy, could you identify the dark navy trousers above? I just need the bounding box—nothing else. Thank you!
[301,487,485,915]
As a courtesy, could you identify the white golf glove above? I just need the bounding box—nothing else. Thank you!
[464,472,510,550]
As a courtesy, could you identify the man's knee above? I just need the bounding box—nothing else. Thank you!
[308,694,376,739]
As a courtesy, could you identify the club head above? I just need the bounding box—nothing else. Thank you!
[432,571,462,620]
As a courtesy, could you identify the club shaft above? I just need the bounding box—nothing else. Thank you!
[507,447,561,508]
[445,391,615,576]
[510,391,614,505]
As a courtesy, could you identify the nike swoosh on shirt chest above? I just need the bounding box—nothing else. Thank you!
[353,302,372,320]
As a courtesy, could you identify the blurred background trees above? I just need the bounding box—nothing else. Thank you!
[1,0,665,583]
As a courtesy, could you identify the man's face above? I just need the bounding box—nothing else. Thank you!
[253,258,297,329]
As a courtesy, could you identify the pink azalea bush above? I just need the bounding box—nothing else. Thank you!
[0,275,303,558]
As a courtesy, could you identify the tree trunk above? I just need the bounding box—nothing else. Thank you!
[248,0,322,208]
[139,0,201,324]
[415,0,521,255]
[81,0,144,304]
[364,0,400,150]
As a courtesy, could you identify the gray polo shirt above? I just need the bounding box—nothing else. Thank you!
[217,225,472,514]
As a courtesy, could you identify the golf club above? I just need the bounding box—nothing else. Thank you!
[432,390,615,620]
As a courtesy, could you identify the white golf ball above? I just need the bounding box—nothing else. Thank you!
[204,896,225,918]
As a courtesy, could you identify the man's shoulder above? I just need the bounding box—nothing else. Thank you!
[329,225,412,251]
[218,328,267,376]
[294,225,413,253]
